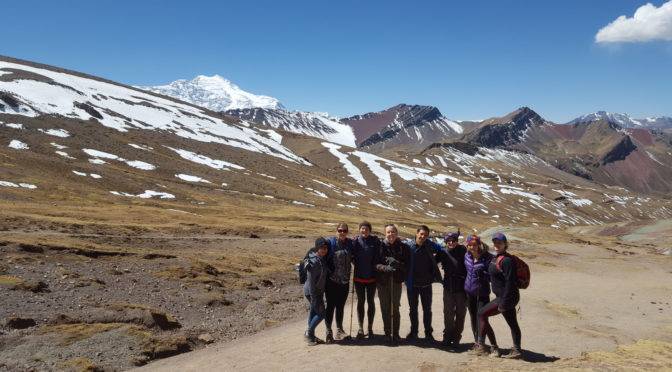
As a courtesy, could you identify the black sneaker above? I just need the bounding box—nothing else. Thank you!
[325,330,334,344]
[425,333,435,342]
[503,348,522,359]
[366,327,374,339]
[406,332,418,341]
[356,329,365,340]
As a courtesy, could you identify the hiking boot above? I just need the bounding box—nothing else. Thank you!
[306,336,323,346]
[489,346,501,358]
[503,348,522,359]
[325,330,334,344]
[356,328,365,340]
[469,343,489,356]
[366,327,374,339]
[336,328,347,340]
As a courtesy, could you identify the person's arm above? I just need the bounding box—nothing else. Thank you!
[398,243,411,279]
[499,256,517,311]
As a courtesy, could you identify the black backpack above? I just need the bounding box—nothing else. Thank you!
[297,250,312,284]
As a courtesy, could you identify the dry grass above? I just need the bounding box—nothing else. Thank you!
[38,323,122,346]
[59,357,102,372]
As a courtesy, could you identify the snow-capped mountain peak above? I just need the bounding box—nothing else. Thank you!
[569,111,643,127]
[136,75,284,112]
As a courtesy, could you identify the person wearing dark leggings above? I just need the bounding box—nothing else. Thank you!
[324,223,353,343]
[475,232,522,359]
[463,235,498,355]
[352,221,381,339]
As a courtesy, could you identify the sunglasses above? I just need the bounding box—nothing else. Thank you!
[337,229,348,233]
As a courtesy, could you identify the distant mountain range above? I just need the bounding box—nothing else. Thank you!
[2,54,672,234]
[567,111,672,130]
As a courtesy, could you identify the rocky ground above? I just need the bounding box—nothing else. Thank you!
[0,218,312,371]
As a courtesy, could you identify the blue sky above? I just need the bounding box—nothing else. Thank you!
[2,0,670,122]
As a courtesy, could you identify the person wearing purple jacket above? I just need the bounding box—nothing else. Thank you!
[464,235,499,356]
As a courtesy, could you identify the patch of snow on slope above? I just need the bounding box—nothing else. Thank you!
[167,147,244,170]
[55,151,75,159]
[38,128,70,137]
[83,149,121,160]
[0,181,37,189]
[125,160,156,170]
[8,140,28,150]
[553,189,593,207]
[369,199,397,211]
[176,174,211,183]
[352,151,393,192]
[111,190,175,199]
[322,142,367,186]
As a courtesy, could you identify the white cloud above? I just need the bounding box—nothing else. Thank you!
[596,1,672,43]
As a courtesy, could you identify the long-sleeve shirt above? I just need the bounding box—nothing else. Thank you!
[488,253,520,310]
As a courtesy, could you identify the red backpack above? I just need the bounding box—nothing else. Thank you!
[496,254,530,289]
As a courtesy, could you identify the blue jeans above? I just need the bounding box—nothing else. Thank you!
[306,295,324,337]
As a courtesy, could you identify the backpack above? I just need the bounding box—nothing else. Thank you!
[297,250,312,284]
[496,254,530,289]
[298,260,307,284]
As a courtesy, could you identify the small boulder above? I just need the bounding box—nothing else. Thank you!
[197,333,215,344]
[4,316,36,329]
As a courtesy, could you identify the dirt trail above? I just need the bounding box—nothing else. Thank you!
[135,241,672,371]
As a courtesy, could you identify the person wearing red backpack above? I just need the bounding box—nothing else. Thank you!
[473,232,523,359]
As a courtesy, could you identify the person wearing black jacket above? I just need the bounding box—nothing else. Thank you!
[375,224,410,344]
[475,233,522,359]
[437,231,468,350]
[352,221,381,340]
[404,225,443,342]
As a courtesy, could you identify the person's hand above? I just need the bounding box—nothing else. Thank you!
[382,265,395,273]
[385,257,398,265]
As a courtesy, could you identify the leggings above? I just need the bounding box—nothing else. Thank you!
[467,293,496,345]
[478,298,521,349]
[325,280,349,330]
[355,281,376,328]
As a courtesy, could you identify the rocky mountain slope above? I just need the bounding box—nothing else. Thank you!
[456,107,672,195]
[341,104,463,152]
[223,108,356,147]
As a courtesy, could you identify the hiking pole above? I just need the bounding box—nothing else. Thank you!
[390,273,394,343]
[349,273,355,339]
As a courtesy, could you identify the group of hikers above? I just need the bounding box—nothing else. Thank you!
[300,221,528,359]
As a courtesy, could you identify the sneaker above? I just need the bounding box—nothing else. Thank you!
[325,330,334,344]
[306,336,323,346]
[356,329,365,340]
[392,334,402,344]
[336,328,347,340]
[469,343,489,356]
[406,332,418,341]
[425,333,435,342]
[503,348,522,359]
[489,346,501,358]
